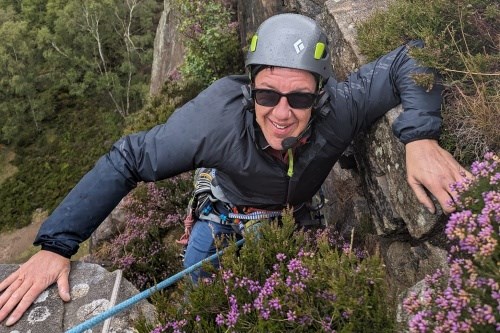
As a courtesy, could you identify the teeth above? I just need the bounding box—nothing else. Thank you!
[272,121,287,129]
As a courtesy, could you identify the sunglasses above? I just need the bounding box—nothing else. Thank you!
[252,88,317,109]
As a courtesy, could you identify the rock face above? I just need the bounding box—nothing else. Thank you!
[149,0,185,95]
[317,0,449,295]
[0,263,155,333]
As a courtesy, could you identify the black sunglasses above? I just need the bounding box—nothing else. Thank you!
[252,88,317,109]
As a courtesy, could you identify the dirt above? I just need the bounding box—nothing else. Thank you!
[0,209,90,264]
[0,217,44,264]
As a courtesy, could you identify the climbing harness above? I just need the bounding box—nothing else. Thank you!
[66,239,246,333]
[176,168,284,245]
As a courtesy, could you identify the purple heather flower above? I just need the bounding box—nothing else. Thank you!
[260,309,270,320]
[268,297,281,310]
[342,310,351,319]
[222,269,234,281]
[215,313,225,326]
[286,310,297,322]
[242,303,252,314]
[276,253,287,261]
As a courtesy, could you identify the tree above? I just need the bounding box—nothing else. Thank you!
[0,0,160,145]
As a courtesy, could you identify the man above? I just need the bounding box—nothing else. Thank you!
[0,13,465,326]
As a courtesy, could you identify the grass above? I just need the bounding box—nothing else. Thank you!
[357,0,499,166]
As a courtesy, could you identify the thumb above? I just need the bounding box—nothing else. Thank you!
[57,271,71,302]
[409,181,436,214]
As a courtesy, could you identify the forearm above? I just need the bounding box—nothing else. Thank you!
[34,150,137,257]
[390,41,443,143]
[326,40,443,143]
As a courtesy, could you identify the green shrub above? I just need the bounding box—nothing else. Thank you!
[357,0,499,165]
[144,211,395,333]
[0,106,123,231]
[173,0,244,85]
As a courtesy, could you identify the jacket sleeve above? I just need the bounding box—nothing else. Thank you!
[34,77,243,258]
[324,40,443,144]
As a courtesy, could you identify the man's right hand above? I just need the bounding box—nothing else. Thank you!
[0,250,71,326]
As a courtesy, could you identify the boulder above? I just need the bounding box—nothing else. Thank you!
[0,263,155,333]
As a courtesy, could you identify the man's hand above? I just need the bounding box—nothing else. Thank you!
[0,250,71,326]
[405,139,471,214]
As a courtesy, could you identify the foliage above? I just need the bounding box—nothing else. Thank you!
[124,0,243,132]
[0,106,124,230]
[0,0,160,146]
[142,211,395,333]
[0,0,161,230]
[93,177,192,289]
[403,152,499,332]
[124,78,206,133]
[356,0,499,165]
[172,0,243,85]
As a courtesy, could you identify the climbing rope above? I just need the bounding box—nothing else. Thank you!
[66,238,245,333]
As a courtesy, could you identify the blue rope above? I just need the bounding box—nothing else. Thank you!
[66,238,245,333]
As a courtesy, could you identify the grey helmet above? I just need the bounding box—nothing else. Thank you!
[245,13,333,84]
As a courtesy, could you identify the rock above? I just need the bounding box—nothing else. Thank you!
[381,240,448,292]
[149,0,185,95]
[89,200,127,254]
[0,262,155,333]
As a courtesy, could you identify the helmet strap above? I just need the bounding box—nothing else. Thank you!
[241,84,254,112]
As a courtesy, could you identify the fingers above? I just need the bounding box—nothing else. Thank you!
[0,271,46,326]
[0,250,71,326]
[0,272,25,322]
[57,271,71,302]
[408,180,436,214]
[2,283,47,326]
[0,269,21,294]
[405,139,471,214]
[431,186,455,215]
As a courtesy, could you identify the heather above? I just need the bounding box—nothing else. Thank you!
[403,152,499,332]
[142,211,395,333]
[92,174,192,289]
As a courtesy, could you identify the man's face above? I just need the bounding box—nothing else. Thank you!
[254,67,316,150]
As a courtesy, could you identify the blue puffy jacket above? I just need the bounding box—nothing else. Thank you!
[35,41,442,258]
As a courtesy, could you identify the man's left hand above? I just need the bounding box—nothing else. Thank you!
[405,139,471,214]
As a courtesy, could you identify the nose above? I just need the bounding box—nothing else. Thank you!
[273,96,291,120]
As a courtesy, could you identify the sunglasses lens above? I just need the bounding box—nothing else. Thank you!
[253,89,316,109]
[254,90,281,107]
[287,93,315,109]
